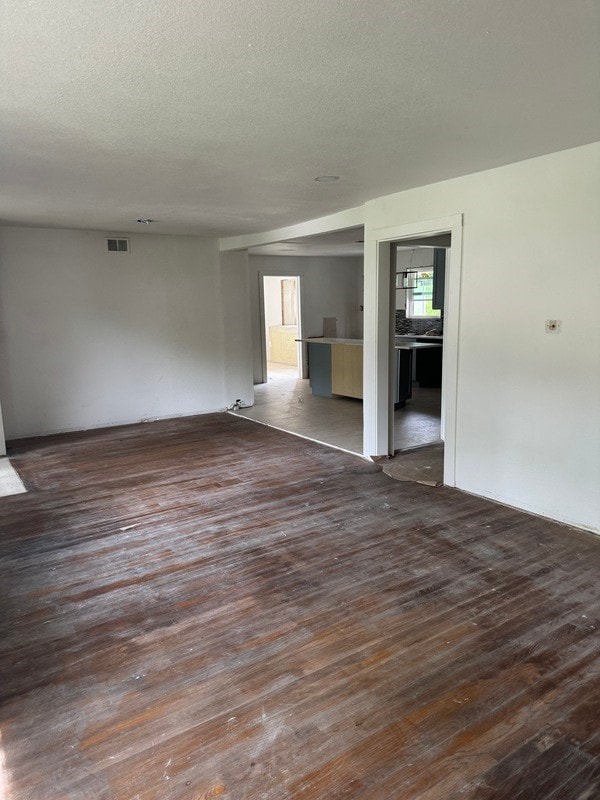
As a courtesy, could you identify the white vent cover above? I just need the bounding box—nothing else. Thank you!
[106,237,129,253]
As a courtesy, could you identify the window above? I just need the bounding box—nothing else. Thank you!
[281,279,298,326]
[406,269,441,318]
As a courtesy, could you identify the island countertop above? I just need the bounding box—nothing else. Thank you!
[296,337,442,350]
[395,341,442,350]
[295,337,363,346]
[395,334,444,341]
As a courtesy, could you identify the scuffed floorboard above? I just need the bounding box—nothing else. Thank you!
[0,412,598,799]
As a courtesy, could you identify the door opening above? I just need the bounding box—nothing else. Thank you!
[262,275,301,381]
[232,225,366,456]
[385,235,450,484]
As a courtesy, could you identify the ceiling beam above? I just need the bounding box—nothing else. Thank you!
[219,205,365,252]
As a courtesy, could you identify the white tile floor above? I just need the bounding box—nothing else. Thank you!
[266,361,299,379]
[0,457,27,497]
[233,366,441,456]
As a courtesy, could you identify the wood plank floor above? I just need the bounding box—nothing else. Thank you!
[1,413,599,799]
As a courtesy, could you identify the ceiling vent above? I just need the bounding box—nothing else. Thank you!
[106,237,129,253]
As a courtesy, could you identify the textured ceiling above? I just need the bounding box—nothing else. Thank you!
[1,0,599,236]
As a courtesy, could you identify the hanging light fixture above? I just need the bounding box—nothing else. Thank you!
[396,271,419,290]
[396,249,419,290]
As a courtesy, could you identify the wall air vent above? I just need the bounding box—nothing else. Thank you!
[106,237,129,253]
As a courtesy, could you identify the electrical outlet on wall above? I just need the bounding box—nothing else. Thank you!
[545,319,562,334]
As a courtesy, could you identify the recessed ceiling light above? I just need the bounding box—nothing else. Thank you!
[314,175,339,183]
[136,218,153,224]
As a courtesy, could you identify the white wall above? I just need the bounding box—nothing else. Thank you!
[0,227,229,438]
[248,254,363,384]
[363,142,600,532]
[0,400,5,455]
[219,249,254,410]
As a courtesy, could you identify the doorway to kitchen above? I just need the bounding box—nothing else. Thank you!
[262,275,301,381]
[392,238,447,447]
[364,213,462,488]
[230,228,365,455]
[381,238,449,484]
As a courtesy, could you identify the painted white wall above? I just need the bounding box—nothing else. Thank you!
[0,400,6,455]
[219,249,254,410]
[248,255,363,384]
[0,227,228,438]
[363,142,600,533]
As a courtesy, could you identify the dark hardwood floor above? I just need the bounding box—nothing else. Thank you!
[1,413,599,799]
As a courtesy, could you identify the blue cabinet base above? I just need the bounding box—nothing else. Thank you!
[308,343,332,397]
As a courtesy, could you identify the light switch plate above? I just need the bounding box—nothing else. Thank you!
[545,319,562,333]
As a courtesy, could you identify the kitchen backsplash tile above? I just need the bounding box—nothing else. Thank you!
[395,309,443,335]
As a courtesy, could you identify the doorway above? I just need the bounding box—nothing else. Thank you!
[364,214,462,486]
[392,238,447,446]
[381,239,448,484]
[262,275,301,380]
[230,228,365,456]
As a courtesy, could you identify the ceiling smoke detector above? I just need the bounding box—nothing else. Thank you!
[314,175,339,183]
[136,218,154,224]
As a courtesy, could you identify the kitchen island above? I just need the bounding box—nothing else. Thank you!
[297,337,442,404]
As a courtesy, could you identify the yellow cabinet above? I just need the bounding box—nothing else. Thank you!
[331,344,363,399]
